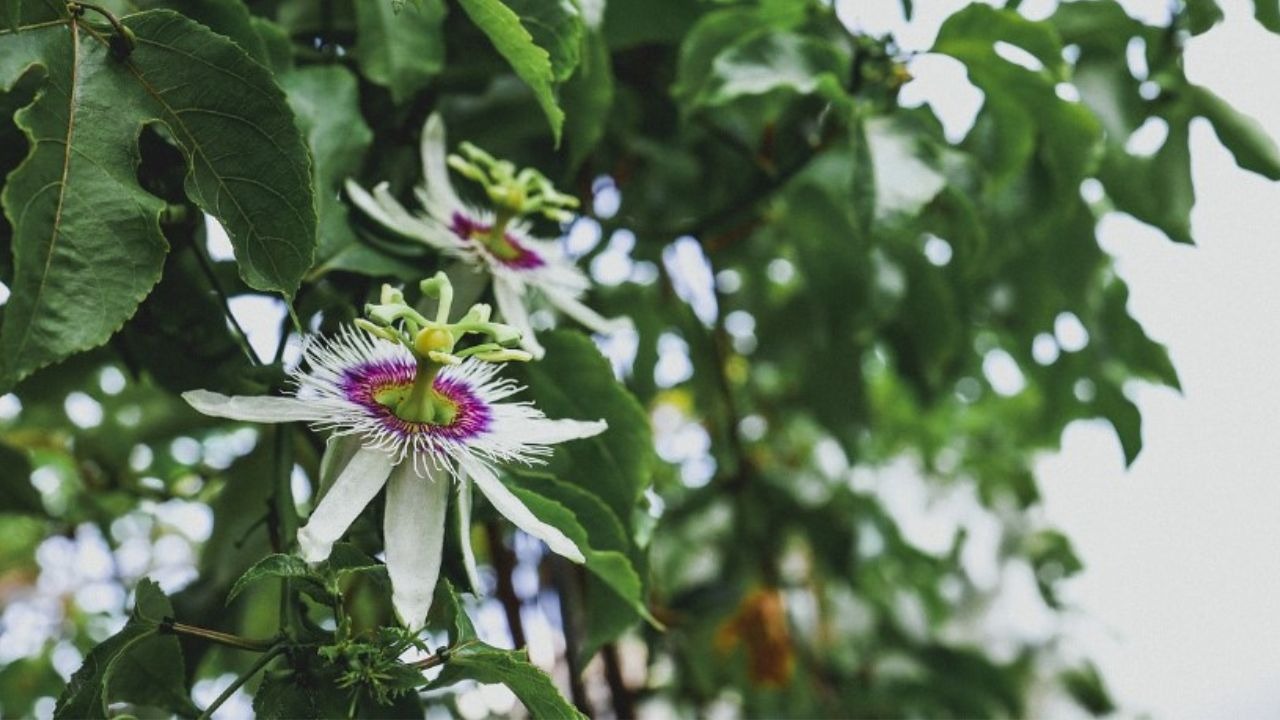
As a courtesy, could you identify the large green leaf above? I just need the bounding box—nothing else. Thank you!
[507,472,658,640]
[1255,0,1280,33]
[504,0,582,82]
[429,581,585,719]
[227,552,328,604]
[1187,84,1280,180]
[561,27,613,172]
[56,579,199,719]
[695,31,849,109]
[456,0,580,143]
[353,0,446,103]
[0,10,316,387]
[134,0,271,64]
[512,331,653,526]
[282,66,373,267]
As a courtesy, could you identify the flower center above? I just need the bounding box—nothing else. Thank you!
[373,373,459,426]
[450,212,545,269]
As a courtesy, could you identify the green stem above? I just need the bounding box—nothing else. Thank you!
[197,644,286,720]
[162,621,276,653]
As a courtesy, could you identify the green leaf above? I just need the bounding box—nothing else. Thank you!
[934,4,1066,76]
[282,66,374,266]
[506,472,658,633]
[253,666,350,720]
[227,553,328,604]
[1255,0,1280,33]
[671,4,802,105]
[561,27,613,172]
[1099,113,1194,245]
[435,647,586,719]
[456,0,573,143]
[1097,381,1143,466]
[433,578,479,644]
[424,587,585,720]
[511,331,653,525]
[503,0,583,82]
[354,0,446,103]
[1185,0,1224,34]
[0,441,41,515]
[696,31,849,109]
[1061,661,1116,716]
[0,11,316,387]
[1187,84,1280,180]
[134,0,271,65]
[56,579,199,719]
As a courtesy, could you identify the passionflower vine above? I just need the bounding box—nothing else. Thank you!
[182,273,605,630]
[344,114,631,359]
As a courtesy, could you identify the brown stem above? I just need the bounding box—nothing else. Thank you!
[602,642,635,720]
[552,558,591,717]
[161,620,277,653]
[485,522,526,648]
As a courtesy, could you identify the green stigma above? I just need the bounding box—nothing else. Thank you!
[446,142,580,248]
[355,272,531,425]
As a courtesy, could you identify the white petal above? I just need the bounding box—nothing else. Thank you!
[317,434,362,502]
[345,180,452,251]
[456,472,483,593]
[419,113,464,217]
[297,448,395,562]
[464,458,585,563]
[514,417,609,446]
[182,390,321,423]
[384,461,450,631]
[494,277,545,359]
[544,288,634,336]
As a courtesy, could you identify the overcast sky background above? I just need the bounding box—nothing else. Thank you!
[835,0,1280,716]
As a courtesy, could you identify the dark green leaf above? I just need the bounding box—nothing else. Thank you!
[282,66,374,268]
[227,553,328,604]
[56,579,198,719]
[506,472,658,637]
[1185,0,1223,34]
[561,27,613,172]
[1255,0,1280,33]
[0,10,316,387]
[503,0,582,82]
[696,31,849,109]
[512,331,653,525]
[456,0,570,142]
[1187,84,1280,180]
[354,0,446,103]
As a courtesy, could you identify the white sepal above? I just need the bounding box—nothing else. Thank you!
[182,390,321,424]
[463,457,585,563]
[493,277,545,359]
[384,460,450,631]
[297,448,395,562]
[457,472,483,593]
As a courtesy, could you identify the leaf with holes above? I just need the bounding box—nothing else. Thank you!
[0,10,315,388]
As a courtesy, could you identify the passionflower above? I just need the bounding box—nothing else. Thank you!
[183,273,604,630]
[344,114,630,359]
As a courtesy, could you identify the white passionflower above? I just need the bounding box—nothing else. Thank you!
[344,113,631,359]
[182,274,604,630]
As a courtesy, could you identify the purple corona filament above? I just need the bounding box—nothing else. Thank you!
[340,359,492,444]
[450,212,546,270]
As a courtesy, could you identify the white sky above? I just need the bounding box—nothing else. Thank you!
[837,0,1280,716]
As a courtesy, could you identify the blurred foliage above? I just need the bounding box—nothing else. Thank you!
[1,0,1276,717]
